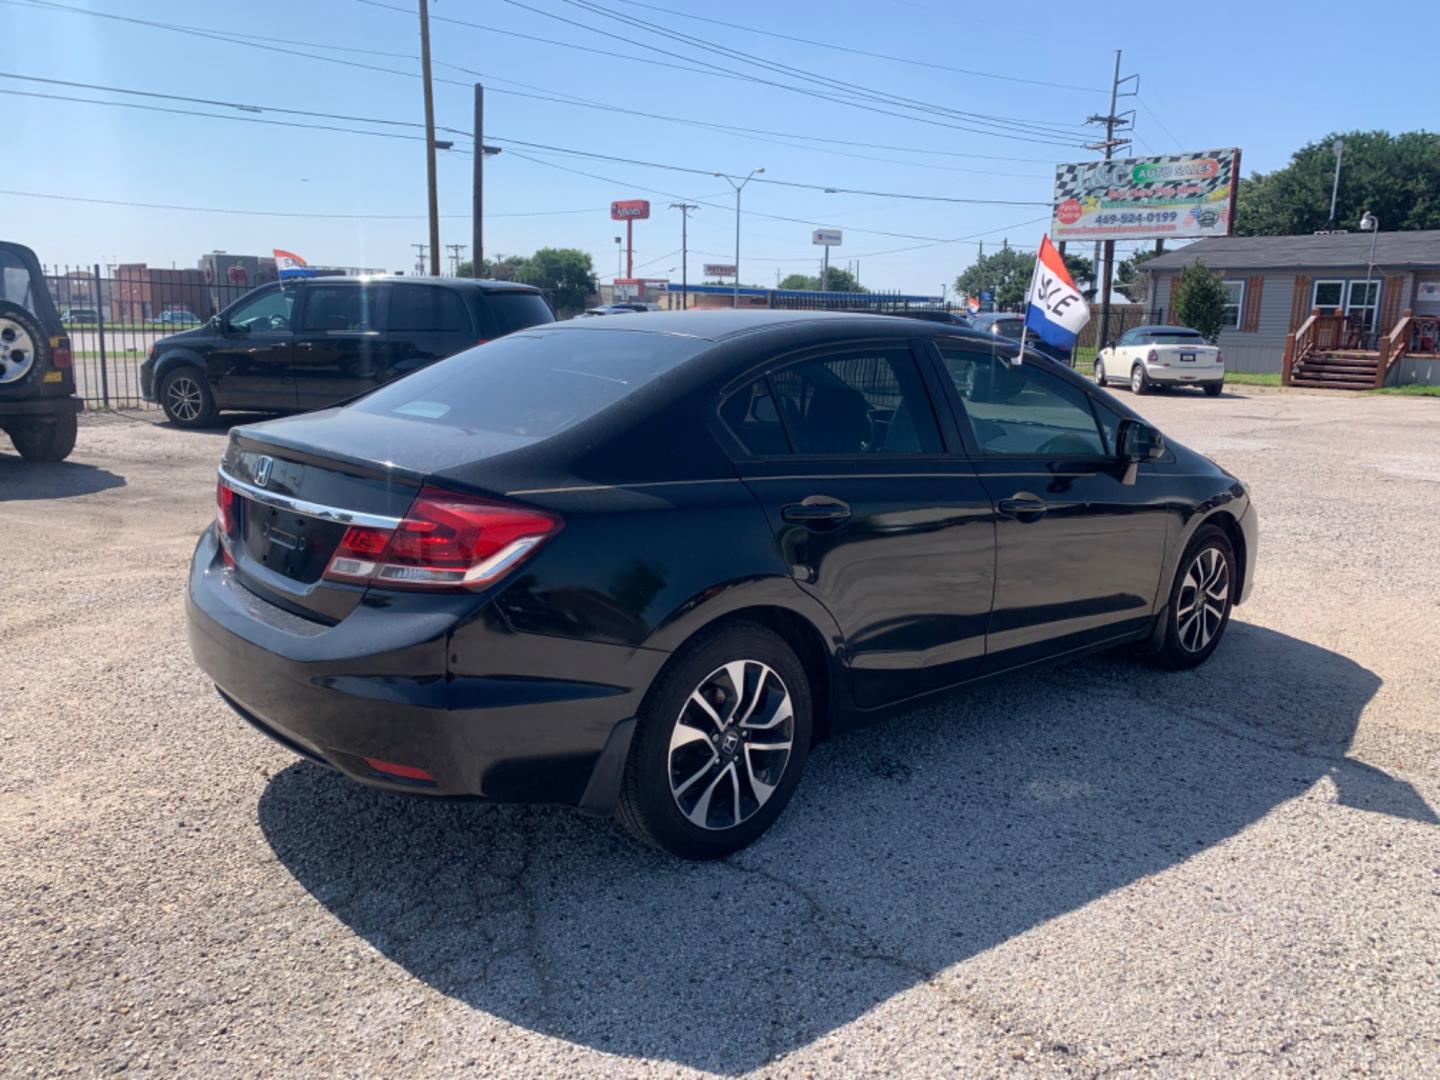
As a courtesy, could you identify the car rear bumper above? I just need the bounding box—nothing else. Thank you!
[186,526,666,811]
[0,394,84,418]
[1146,365,1223,385]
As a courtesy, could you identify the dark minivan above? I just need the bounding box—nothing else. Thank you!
[141,277,554,427]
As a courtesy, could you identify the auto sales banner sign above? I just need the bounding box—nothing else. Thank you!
[1050,149,1241,242]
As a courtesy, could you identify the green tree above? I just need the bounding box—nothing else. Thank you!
[778,267,865,292]
[457,255,528,280]
[954,247,1033,308]
[1235,130,1440,235]
[1170,260,1228,342]
[1115,249,1159,302]
[516,248,597,313]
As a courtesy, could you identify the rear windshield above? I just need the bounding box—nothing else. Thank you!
[1,250,38,316]
[352,327,708,438]
[1144,330,1206,344]
[992,319,1025,338]
[486,291,555,335]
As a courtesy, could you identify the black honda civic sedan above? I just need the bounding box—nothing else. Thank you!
[188,311,1256,859]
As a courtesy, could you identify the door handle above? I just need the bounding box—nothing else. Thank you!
[781,497,852,527]
[997,494,1048,521]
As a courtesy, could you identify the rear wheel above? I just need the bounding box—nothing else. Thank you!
[160,366,216,428]
[7,411,78,463]
[1204,382,1224,397]
[616,620,812,859]
[0,301,43,390]
[1130,364,1150,394]
[1156,525,1235,670]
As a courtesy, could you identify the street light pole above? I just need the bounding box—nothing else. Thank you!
[715,168,764,308]
[1360,211,1379,339]
[1328,139,1345,228]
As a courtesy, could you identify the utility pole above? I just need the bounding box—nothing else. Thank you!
[668,202,698,310]
[412,243,428,276]
[1327,139,1345,229]
[473,83,484,277]
[1086,48,1136,347]
[715,168,764,307]
[445,243,467,276]
[418,0,441,276]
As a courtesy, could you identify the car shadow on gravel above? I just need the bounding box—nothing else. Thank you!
[258,621,1427,1074]
[0,455,125,499]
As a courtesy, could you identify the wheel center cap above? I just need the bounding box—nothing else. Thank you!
[720,729,741,756]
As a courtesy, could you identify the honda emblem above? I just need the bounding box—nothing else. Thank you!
[253,455,273,488]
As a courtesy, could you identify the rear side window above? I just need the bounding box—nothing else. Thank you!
[299,286,377,333]
[484,292,555,336]
[1,250,38,316]
[353,327,708,439]
[388,284,473,334]
[759,348,942,456]
[719,380,789,456]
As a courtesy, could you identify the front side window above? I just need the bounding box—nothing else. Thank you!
[1222,281,1244,329]
[298,286,377,333]
[938,342,1106,457]
[764,348,942,456]
[389,284,473,334]
[226,285,295,332]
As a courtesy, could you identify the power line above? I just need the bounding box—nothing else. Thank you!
[490,0,1086,146]
[611,0,1105,93]
[2,72,1051,207]
[549,0,1092,136]
[1137,95,1186,151]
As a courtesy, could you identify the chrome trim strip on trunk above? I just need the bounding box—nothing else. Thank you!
[217,465,405,530]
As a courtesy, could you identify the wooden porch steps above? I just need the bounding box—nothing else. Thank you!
[1291,348,1380,391]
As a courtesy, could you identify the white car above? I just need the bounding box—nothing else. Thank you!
[1094,325,1224,396]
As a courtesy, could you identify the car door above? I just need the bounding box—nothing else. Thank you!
[719,340,996,710]
[291,282,384,410]
[208,283,298,409]
[380,283,479,384]
[1100,328,1138,379]
[930,337,1169,671]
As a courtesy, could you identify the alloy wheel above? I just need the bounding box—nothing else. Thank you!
[1094,359,1105,385]
[0,316,36,385]
[165,376,204,422]
[1176,547,1229,652]
[668,659,795,831]
[1131,367,1144,393]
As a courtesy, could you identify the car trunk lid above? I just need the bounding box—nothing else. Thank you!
[1155,343,1219,370]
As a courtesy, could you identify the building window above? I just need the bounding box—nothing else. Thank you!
[1222,280,1244,330]
[1312,280,1345,312]
[1345,280,1380,331]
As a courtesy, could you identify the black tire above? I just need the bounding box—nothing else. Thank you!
[1155,524,1235,670]
[159,366,217,428]
[1130,364,1150,394]
[8,410,78,463]
[616,620,813,859]
[0,300,46,391]
[1093,357,1107,387]
[1204,382,1224,397]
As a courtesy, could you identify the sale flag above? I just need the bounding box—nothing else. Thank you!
[1021,234,1089,352]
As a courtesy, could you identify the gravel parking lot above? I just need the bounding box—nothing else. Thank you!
[2,388,1437,1078]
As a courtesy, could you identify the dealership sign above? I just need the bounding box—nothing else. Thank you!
[1051,149,1241,242]
[610,199,651,221]
[812,228,842,246]
[703,263,737,277]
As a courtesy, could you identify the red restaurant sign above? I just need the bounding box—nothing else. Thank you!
[610,199,651,221]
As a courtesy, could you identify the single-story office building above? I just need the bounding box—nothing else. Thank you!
[1144,230,1440,385]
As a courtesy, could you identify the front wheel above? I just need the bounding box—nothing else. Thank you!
[616,621,812,859]
[7,411,78,463]
[1156,525,1235,670]
[1093,356,1107,386]
[160,366,217,428]
[1131,364,1150,394]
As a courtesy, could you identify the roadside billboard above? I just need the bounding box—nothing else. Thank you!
[1051,149,1241,242]
[812,229,842,246]
[703,263,737,277]
[610,199,651,221]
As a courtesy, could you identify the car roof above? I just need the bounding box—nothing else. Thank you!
[296,276,542,293]
[536,308,991,342]
[1130,325,1202,335]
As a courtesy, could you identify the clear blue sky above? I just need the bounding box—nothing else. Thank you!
[5,0,1432,294]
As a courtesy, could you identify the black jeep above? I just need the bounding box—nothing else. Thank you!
[1,241,81,462]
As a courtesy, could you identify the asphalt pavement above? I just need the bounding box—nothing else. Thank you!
[1,386,1437,1077]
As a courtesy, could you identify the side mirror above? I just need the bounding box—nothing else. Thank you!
[1117,419,1164,484]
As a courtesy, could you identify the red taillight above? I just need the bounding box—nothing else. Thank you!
[51,336,73,370]
[1216,351,1225,365]
[324,487,561,590]
[216,478,236,535]
[475,338,491,346]
[364,757,436,782]
[1147,348,1159,363]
